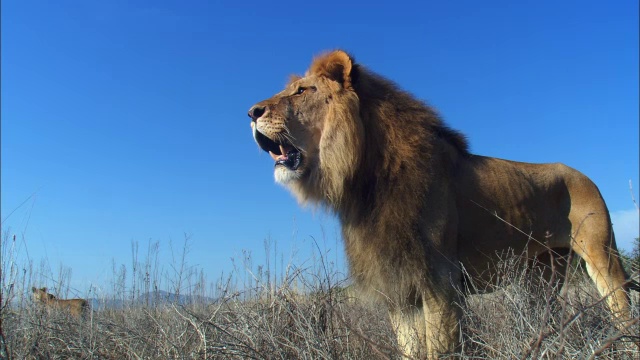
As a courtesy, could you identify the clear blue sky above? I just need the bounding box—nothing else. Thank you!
[2,1,638,293]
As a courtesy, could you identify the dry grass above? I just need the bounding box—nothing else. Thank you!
[458,251,639,359]
[4,279,396,359]
[1,233,639,359]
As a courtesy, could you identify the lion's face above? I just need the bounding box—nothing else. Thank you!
[32,287,54,302]
[249,74,331,185]
[249,51,363,204]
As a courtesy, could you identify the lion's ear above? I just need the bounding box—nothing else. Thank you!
[308,50,356,90]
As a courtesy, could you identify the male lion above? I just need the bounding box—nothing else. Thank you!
[32,287,89,319]
[248,50,638,358]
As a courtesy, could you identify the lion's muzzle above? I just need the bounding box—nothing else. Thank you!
[249,104,302,171]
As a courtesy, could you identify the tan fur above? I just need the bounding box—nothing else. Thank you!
[249,50,637,358]
[32,287,89,319]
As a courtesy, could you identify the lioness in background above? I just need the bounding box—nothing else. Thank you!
[248,50,638,358]
[32,287,89,319]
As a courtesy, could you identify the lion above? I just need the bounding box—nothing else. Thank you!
[32,287,89,319]
[248,50,639,358]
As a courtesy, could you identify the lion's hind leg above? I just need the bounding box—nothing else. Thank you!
[581,254,634,319]
[564,173,635,327]
[569,222,633,326]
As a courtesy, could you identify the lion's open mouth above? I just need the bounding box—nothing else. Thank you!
[254,131,302,171]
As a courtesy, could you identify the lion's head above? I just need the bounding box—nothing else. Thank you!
[249,50,468,210]
[249,51,364,205]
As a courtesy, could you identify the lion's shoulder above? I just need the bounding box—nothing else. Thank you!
[434,124,469,155]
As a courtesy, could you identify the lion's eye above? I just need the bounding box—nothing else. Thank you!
[294,86,316,95]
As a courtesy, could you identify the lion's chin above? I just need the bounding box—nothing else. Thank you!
[274,165,302,185]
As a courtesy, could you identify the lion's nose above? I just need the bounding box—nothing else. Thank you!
[248,105,266,121]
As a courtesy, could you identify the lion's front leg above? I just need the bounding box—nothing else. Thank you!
[390,293,461,359]
[390,304,427,358]
[422,294,461,359]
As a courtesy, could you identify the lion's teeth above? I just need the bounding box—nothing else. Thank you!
[270,150,288,162]
[279,145,287,156]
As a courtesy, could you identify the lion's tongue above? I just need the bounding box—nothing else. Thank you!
[269,145,290,161]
